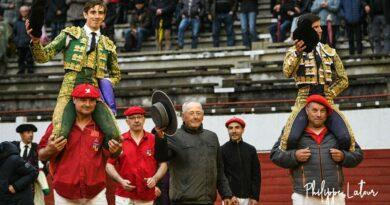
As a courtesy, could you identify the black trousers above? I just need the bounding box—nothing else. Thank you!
[346,22,363,55]
[17,47,34,73]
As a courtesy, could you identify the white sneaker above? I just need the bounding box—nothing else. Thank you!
[356,58,361,62]
[345,59,355,63]
[284,37,293,43]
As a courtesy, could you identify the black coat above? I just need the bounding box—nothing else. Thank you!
[11,141,39,169]
[221,140,261,201]
[0,142,38,205]
[13,19,31,48]
[46,0,67,23]
[239,0,258,13]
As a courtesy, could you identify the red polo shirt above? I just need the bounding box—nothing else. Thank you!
[38,122,108,200]
[305,127,328,145]
[107,130,157,201]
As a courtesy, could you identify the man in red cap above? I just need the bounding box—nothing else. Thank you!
[106,106,167,205]
[221,117,261,205]
[271,94,363,205]
[37,83,122,205]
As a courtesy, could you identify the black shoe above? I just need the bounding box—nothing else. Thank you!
[176,45,183,50]
[17,70,25,75]
[27,69,34,74]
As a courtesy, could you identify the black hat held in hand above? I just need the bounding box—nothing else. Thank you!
[150,90,178,136]
[293,13,320,53]
[29,0,46,38]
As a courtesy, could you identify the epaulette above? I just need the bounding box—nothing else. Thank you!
[63,26,83,39]
[320,43,336,57]
[101,35,116,52]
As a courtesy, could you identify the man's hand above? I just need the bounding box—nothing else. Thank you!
[330,148,344,162]
[25,19,40,43]
[222,198,231,205]
[155,187,161,197]
[108,139,121,154]
[365,5,370,14]
[249,199,258,205]
[295,147,311,162]
[156,9,163,15]
[287,11,295,16]
[8,185,16,194]
[273,4,281,12]
[208,14,212,21]
[120,179,135,191]
[47,134,67,153]
[294,39,306,55]
[231,196,239,205]
[229,11,233,16]
[145,177,157,188]
[154,127,166,138]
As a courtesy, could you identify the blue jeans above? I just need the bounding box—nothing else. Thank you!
[136,27,150,50]
[177,17,200,48]
[269,20,291,42]
[240,12,258,47]
[212,13,235,47]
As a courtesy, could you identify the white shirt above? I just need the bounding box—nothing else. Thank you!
[83,25,101,51]
[19,141,32,158]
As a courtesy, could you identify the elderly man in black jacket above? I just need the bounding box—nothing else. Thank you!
[155,101,237,205]
[0,141,38,205]
[221,117,260,205]
[271,95,363,205]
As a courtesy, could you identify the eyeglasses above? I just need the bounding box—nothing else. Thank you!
[127,115,144,120]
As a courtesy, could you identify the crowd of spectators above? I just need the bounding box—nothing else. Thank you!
[0,0,389,74]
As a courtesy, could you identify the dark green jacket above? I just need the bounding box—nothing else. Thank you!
[160,124,232,204]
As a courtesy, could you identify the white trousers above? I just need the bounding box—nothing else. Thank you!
[222,197,250,205]
[292,192,346,205]
[54,189,107,205]
[115,195,154,205]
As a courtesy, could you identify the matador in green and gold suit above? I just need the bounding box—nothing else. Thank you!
[279,42,356,152]
[30,26,121,146]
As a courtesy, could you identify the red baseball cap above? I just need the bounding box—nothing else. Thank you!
[71,83,100,98]
[306,94,333,115]
[225,117,246,128]
[124,106,145,116]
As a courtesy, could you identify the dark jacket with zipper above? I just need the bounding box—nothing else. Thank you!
[0,141,38,205]
[270,130,363,195]
[221,140,261,201]
[179,0,206,18]
[155,124,232,204]
[207,0,237,17]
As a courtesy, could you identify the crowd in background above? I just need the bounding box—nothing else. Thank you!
[0,0,389,74]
